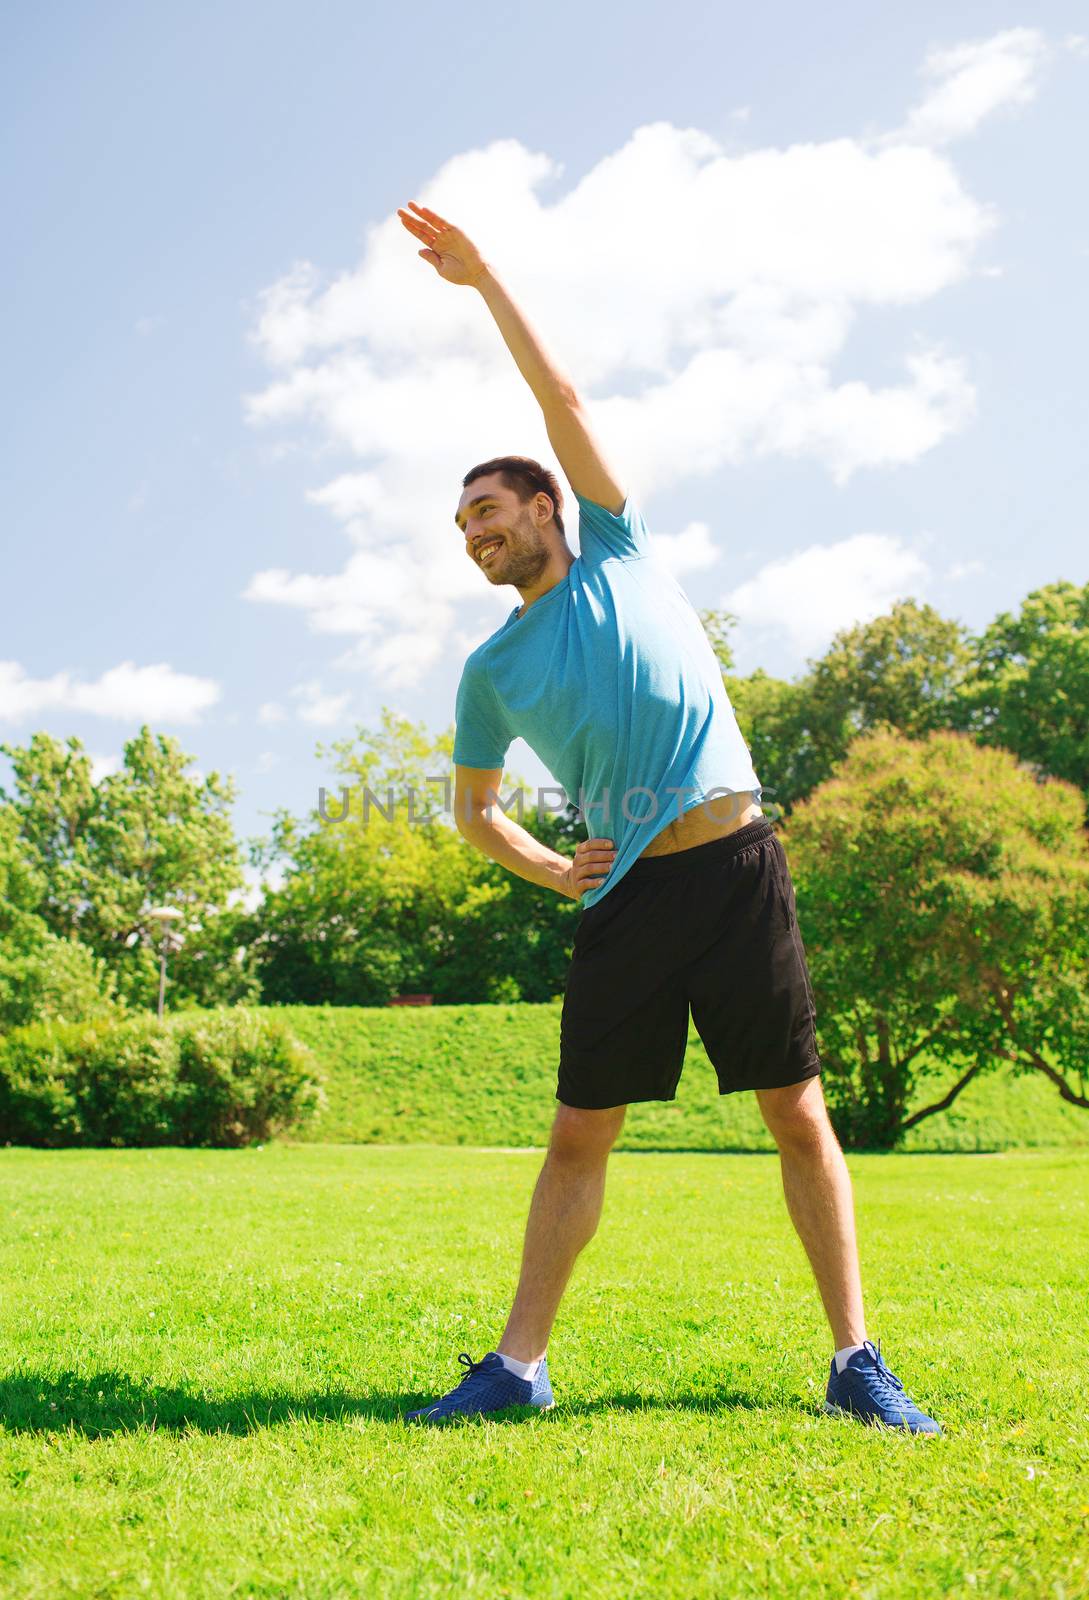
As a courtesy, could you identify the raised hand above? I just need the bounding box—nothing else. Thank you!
[396,200,490,288]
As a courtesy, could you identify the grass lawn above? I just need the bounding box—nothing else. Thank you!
[2,1144,1087,1597]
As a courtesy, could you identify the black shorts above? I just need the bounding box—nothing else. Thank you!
[557,818,821,1110]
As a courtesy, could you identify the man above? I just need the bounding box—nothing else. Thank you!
[396,199,940,1435]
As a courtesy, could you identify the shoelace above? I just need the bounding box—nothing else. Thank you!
[857,1339,910,1405]
[450,1351,493,1389]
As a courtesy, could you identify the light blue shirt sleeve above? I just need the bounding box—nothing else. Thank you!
[453,655,513,768]
[575,490,650,564]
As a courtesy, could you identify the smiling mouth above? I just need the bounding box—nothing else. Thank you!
[476,538,504,566]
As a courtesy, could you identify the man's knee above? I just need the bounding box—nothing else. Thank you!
[757,1076,836,1153]
[549,1102,627,1164]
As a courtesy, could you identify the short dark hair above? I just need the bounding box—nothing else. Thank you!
[462,455,565,537]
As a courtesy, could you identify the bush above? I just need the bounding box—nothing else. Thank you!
[171,1006,326,1146]
[0,927,125,1035]
[0,1006,325,1148]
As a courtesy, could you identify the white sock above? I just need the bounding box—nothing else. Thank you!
[834,1342,867,1374]
[497,1351,544,1379]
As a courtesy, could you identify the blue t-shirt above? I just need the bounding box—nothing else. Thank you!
[452,490,762,908]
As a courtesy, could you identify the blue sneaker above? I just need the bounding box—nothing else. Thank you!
[824,1340,942,1434]
[405,1351,554,1424]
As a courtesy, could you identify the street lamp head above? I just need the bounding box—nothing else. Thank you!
[145,906,183,925]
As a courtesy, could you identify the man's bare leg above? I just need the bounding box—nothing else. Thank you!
[497,1102,627,1362]
[755,1076,867,1350]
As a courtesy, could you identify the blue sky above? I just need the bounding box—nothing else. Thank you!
[4,3,1088,902]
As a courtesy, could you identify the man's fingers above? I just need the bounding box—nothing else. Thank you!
[404,204,466,251]
[409,200,452,230]
[397,210,437,245]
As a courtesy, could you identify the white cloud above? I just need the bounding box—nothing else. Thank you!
[722,534,930,656]
[305,471,384,519]
[242,33,1036,685]
[0,660,220,725]
[255,750,280,772]
[890,28,1049,147]
[290,679,352,726]
[331,626,446,687]
[257,700,287,725]
[243,553,458,688]
[597,343,975,489]
[1065,34,1089,59]
[649,520,720,576]
[945,558,984,581]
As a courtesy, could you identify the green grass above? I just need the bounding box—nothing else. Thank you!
[272,1003,1089,1153]
[2,1144,1087,1597]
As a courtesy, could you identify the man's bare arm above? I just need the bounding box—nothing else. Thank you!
[454,765,615,901]
[398,201,627,514]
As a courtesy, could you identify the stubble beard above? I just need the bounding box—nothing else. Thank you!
[482,510,551,590]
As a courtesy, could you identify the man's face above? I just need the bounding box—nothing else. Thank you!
[455,474,551,589]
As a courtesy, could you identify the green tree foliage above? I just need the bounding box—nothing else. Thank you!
[0,728,258,1011]
[0,801,46,935]
[695,608,738,673]
[0,803,123,1032]
[719,600,975,816]
[806,598,975,742]
[961,579,1089,796]
[0,931,124,1035]
[245,710,579,1005]
[784,727,1089,1148]
[724,669,814,821]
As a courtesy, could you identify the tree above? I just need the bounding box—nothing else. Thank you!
[245,710,579,1005]
[798,597,975,802]
[0,801,46,941]
[783,727,1089,1149]
[696,607,811,819]
[961,579,1089,797]
[0,728,257,1011]
[807,598,975,744]
[0,930,124,1034]
[696,608,738,674]
[0,804,123,1032]
[712,600,976,815]
[724,669,815,822]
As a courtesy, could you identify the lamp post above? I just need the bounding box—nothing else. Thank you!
[145,906,183,1020]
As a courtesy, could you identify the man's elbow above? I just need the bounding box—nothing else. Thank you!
[455,801,489,840]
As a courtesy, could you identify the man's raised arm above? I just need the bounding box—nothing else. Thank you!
[397,200,626,515]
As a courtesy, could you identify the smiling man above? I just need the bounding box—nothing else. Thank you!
[395,199,940,1435]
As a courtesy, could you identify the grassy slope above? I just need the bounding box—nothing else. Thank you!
[272,1003,1089,1152]
[0,1143,1086,1598]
